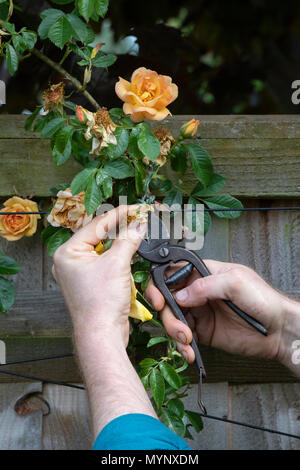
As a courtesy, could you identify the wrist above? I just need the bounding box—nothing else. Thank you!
[278,297,300,375]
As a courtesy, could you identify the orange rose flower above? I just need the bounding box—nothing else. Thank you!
[115,67,178,123]
[0,197,40,241]
[47,189,93,233]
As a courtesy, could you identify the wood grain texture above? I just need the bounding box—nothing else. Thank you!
[229,199,300,293]
[1,115,300,197]
[42,384,92,450]
[183,383,229,450]
[0,382,42,449]
[230,383,300,449]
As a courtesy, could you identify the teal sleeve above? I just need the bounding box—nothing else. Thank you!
[92,413,190,450]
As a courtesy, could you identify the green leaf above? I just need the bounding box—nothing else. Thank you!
[204,194,243,219]
[46,228,72,256]
[150,178,172,193]
[103,159,134,179]
[186,197,204,236]
[107,128,129,159]
[133,271,149,283]
[171,146,187,175]
[137,129,161,161]
[95,0,109,17]
[77,0,95,21]
[0,256,21,275]
[12,34,27,54]
[150,368,165,410]
[163,189,182,207]
[55,125,74,154]
[41,117,65,138]
[66,13,90,44]
[128,127,144,159]
[192,173,226,197]
[70,167,96,195]
[161,409,185,438]
[38,9,64,39]
[5,44,18,76]
[41,225,60,244]
[2,21,15,33]
[92,53,117,68]
[159,362,182,390]
[25,106,43,132]
[185,143,213,188]
[167,398,185,418]
[52,140,72,166]
[48,15,73,48]
[84,175,103,215]
[21,31,37,50]
[139,358,158,368]
[101,174,113,199]
[147,337,168,348]
[0,277,16,314]
[185,410,203,432]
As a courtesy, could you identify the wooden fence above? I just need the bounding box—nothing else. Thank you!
[0,115,299,449]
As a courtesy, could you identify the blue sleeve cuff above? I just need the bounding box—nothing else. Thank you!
[92,413,190,451]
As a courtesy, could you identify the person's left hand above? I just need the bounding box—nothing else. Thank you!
[52,205,146,346]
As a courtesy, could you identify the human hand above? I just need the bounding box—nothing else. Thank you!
[53,206,146,347]
[146,260,294,364]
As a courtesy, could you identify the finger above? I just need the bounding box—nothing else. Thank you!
[109,219,147,265]
[145,280,165,311]
[175,272,234,308]
[160,304,193,345]
[71,205,131,248]
[176,341,195,364]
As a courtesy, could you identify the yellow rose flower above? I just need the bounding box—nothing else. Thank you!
[47,189,93,233]
[115,67,178,123]
[180,118,200,138]
[0,197,40,241]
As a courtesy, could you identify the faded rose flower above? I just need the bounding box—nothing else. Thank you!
[76,106,117,155]
[115,67,178,123]
[47,189,93,233]
[153,127,175,166]
[0,197,40,241]
[43,82,65,113]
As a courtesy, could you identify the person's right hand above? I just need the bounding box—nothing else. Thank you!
[146,260,297,366]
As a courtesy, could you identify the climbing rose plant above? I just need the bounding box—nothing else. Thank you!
[0,0,243,440]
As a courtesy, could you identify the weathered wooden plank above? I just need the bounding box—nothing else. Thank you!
[161,138,300,198]
[0,382,43,449]
[0,337,81,384]
[0,230,43,291]
[2,114,300,140]
[183,383,229,450]
[1,116,300,197]
[229,200,300,292]
[0,334,298,385]
[0,138,81,197]
[230,383,300,449]
[42,384,92,450]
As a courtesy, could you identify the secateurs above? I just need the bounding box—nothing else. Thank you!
[137,211,268,414]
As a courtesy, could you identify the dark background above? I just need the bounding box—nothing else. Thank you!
[1,0,300,114]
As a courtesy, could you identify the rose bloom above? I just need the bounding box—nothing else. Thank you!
[43,82,65,113]
[76,106,117,155]
[0,197,40,241]
[47,189,93,233]
[115,67,178,123]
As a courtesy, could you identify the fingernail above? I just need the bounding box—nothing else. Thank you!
[177,332,187,344]
[176,289,188,301]
[182,351,188,361]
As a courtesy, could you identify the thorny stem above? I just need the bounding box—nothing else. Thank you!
[32,48,100,110]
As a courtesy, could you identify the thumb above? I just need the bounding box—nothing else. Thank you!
[175,273,231,307]
[109,220,147,265]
